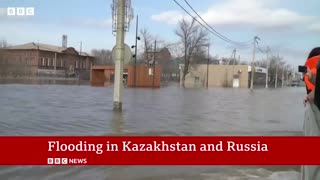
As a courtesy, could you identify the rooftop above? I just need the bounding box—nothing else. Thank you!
[7,42,91,56]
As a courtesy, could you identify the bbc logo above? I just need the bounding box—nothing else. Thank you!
[47,158,68,165]
[7,7,34,16]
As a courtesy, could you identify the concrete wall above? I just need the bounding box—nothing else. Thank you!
[180,64,249,88]
[207,65,249,88]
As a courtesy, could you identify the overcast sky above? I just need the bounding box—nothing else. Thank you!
[0,0,319,66]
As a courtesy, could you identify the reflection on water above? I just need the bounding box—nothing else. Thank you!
[0,83,305,179]
[112,111,124,134]
[0,78,89,86]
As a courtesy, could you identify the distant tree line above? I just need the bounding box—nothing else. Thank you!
[91,49,113,65]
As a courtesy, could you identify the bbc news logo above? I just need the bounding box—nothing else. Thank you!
[7,7,34,16]
[47,158,87,165]
[47,158,68,165]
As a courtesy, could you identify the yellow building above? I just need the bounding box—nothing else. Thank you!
[179,64,267,88]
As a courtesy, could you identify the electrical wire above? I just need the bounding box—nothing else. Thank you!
[182,0,252,46]
[172,0,251,47]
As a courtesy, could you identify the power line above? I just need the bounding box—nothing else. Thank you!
[172,0,251,47]
[173,0,245,45]
[182,0,251,46]
[257,42,266,54]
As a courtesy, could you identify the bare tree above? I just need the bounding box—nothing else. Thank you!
[175,18,209,87]
[166,42,184,58]
[255,56,294,87]
[91,49,113,65]
[140,28,154,61]
[192,46,210,64]
[240,61,249,65]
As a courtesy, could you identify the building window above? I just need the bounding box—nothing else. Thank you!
[51,58,55,67]
[60,59,64,67]
[47,58,50,66]
[42,58,45,66]
[83,62,86,69]
[76,60,79,69]
[195,76,200,84]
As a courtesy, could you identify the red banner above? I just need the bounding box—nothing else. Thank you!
[0,136,319,165]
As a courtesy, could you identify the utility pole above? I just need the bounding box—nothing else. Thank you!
[275,53,279,88]
[286,70,290,86]
[78,41,82,84]
[266,46,270,89]
[250,36,259,90]
[282,65,285,88]
[152,40,156,88]
[79,41,82,69]
[113,0,125,111]
[134,15,138,87]
[232,48,236,79]
[54,53,57,74]
[206,43,210,88]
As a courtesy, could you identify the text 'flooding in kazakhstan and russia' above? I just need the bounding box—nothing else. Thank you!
[48,140,268,154]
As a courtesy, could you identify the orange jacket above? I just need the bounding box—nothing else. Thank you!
[304,55,320,92]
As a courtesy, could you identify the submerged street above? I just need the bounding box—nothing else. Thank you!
[0,83,303,180]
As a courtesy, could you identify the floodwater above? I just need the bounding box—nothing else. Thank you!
[0,83,305,180]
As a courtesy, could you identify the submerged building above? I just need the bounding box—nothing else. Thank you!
[90,65,161,88]
[179,64,267,88]
[0,42,94,78]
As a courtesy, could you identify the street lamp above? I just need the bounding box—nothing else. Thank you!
[131,15,140,87]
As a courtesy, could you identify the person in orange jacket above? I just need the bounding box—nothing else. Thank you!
[303,47,320,106]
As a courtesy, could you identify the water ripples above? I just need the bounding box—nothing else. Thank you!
[0,84,305,179]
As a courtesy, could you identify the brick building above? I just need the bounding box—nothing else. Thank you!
[0,42,94,78]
